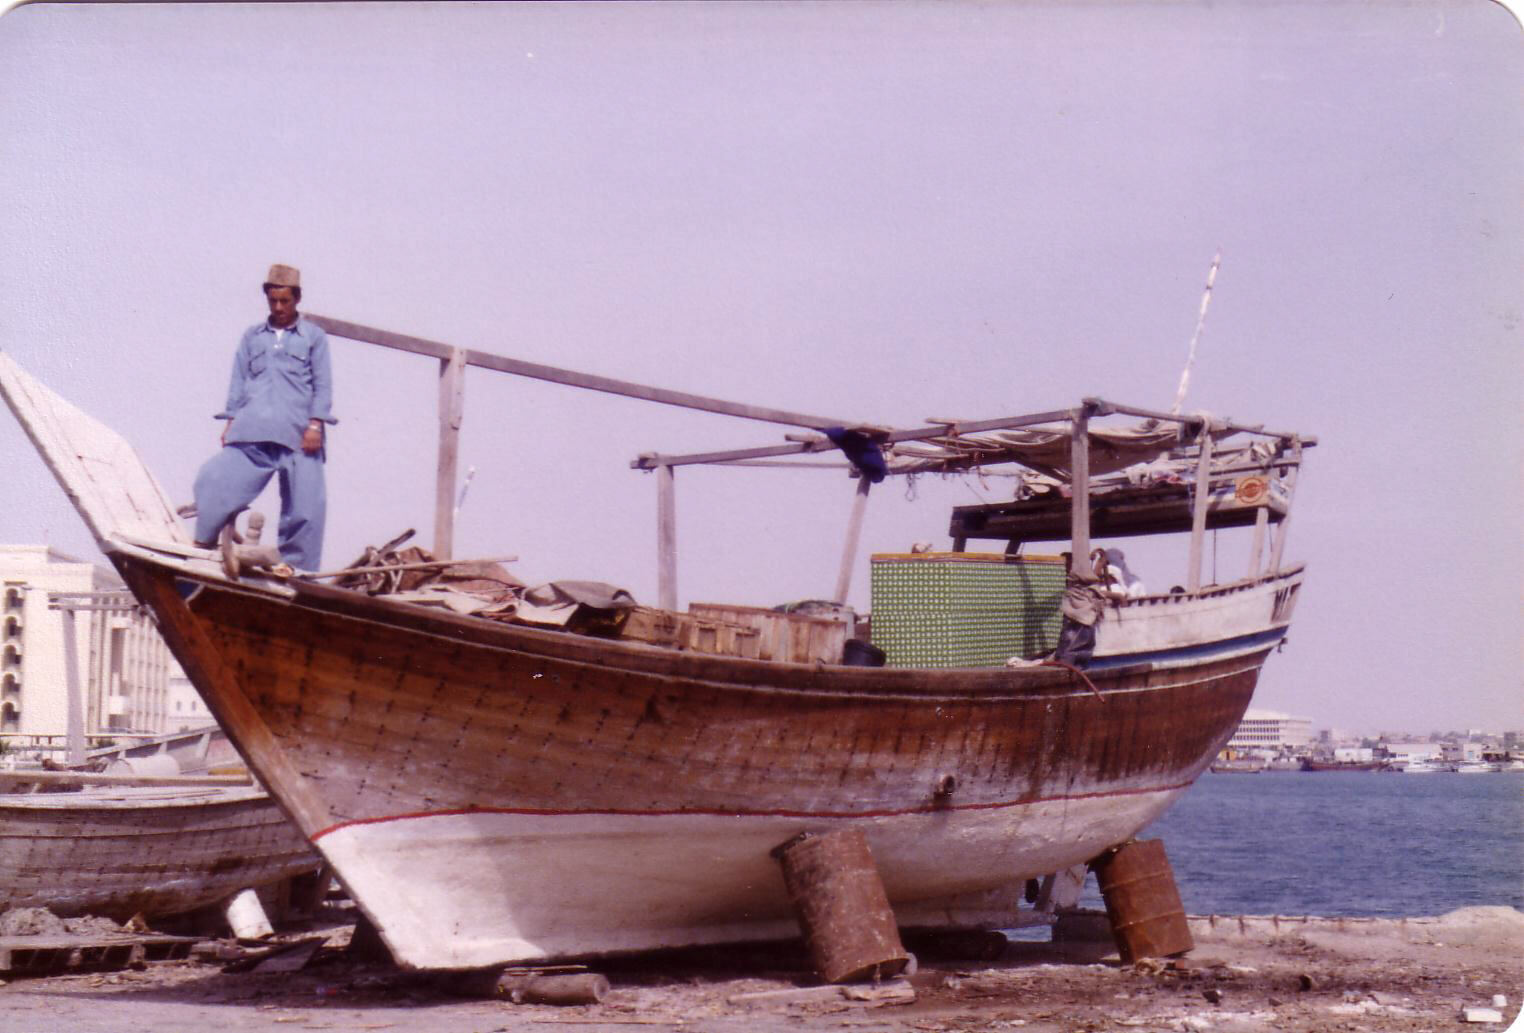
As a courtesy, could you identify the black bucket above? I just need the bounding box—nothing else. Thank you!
[842,640,887,667]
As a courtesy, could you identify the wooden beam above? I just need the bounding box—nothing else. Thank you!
[948,484,1285,543]
[1084,397,1317,447]
[1248,504,1269,578]
[656,464,677,611]
[1268,443,1303,574]
[1187,425,1214,590]
[632,408,1076,471]
[435,348,466,561]
[834,476,872,604]
[308,314,855,432]
[1069,409,1090,574]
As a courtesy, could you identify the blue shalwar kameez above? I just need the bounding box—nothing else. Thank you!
[193,317,336,570]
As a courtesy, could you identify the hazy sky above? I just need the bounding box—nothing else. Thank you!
[1,1,1518,735]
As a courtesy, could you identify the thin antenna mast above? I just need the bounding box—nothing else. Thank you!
[1170,250,1222,415]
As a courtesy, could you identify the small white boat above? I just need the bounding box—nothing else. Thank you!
[1449,761,1493,774]
[1397,759,1440,773]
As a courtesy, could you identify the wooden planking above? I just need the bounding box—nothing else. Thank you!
[0,352,187,546]
[0,771,250,789]
[159,557,1269,826]
[0,786,315,919]
[120,563,335,836]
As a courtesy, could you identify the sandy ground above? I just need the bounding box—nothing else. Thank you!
[1,907,1519,1033]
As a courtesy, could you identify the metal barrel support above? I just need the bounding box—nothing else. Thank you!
[773,827,910,984]
[1090,838,1194,963]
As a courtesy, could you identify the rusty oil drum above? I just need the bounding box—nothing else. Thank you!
[774,826,910,983]
[1090,838,1194,963]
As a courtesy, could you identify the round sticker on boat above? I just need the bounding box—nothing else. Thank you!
[1235,475,1269,505]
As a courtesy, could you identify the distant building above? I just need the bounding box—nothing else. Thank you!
[1226,708,1314,753]
[0,545,191,745]
[1441,741,1485,765]
[168,664,212,732]
[1380,741,1443,765]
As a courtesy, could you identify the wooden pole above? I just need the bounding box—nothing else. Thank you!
[308,314,855,432]
[1268,443,1303,575]
[435,348,466,561]
[656,464,677,611]
[1069,409,1091,574]
[633,408,1076,471]
[61,607,84,767]
[1248,505,1269,578]
[1187,424,1214,591]
[834,476,872,604]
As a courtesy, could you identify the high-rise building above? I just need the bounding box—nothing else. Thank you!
[0,545,182,744]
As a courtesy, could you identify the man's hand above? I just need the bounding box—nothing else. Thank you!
[301,422,323,455]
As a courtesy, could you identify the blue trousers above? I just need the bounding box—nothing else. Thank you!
[193,442,326,571]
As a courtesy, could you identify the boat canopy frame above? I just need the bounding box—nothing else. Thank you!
[305,315,1314,612]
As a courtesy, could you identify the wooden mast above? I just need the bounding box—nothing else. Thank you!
[1268,439,1303,575]
[656,464,678,611]
[435,348,466,561]
[1186,421,1214,591]
[834,475,872,604]
[1069,406,1091,574]
[1248,505,1269,578]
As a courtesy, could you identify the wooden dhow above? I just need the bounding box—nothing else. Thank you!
[0,725,318,921]
[0,327,1313,969]
[0,775,319,921]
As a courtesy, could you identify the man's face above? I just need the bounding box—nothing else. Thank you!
[265,287,298,328]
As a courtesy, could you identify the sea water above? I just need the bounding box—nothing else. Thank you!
[1137,770,1524,917]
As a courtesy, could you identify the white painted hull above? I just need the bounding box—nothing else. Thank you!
[319,787,1182,968]
[1097,573,1301,665]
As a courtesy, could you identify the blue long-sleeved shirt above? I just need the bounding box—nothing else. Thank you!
[216,316,336,451]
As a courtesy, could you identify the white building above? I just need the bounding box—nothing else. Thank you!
[1381,741,1443,765]
[0,545,186,745]
[1441,741,1485,765]
[1226,708,1314,753]
[168,665,213,732]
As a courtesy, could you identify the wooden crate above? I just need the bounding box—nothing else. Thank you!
[621,606,762,660]
[688,603,849,664]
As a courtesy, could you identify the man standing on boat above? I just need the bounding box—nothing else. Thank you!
[191,263,335,571]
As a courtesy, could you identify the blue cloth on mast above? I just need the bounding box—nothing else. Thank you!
[824,427,887,483]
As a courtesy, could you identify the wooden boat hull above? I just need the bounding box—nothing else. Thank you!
[0,784,318,921]
[115,550,1291,969]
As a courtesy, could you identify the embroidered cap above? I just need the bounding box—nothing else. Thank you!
[264,264,301,289]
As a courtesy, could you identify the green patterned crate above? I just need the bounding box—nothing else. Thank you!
[869,552,1065,668]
